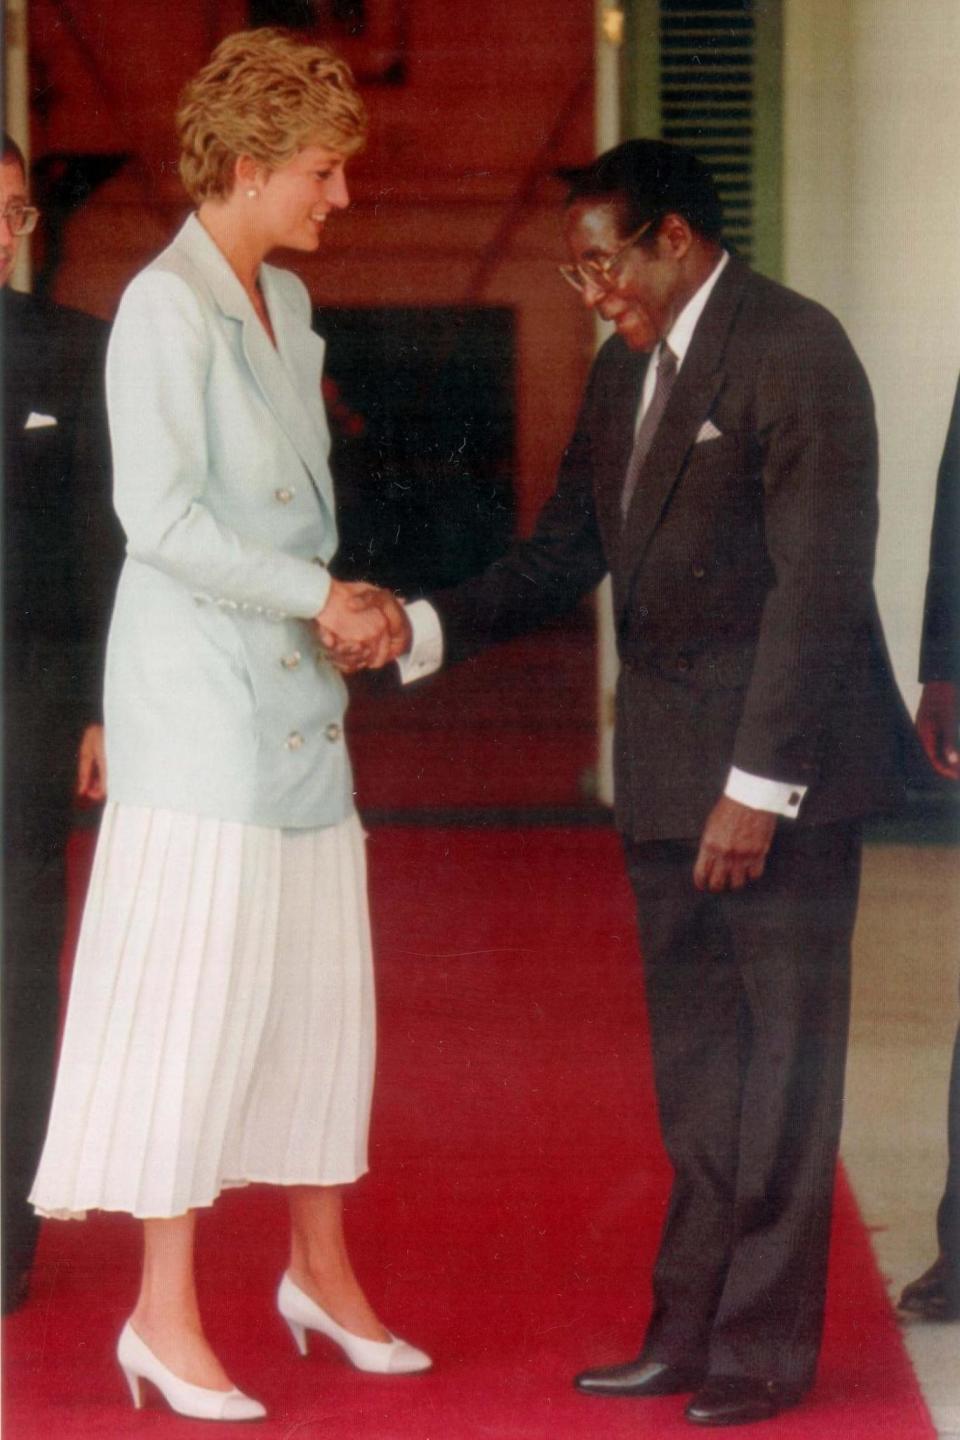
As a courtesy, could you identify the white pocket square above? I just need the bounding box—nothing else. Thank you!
[695,419,723,443]
[24,411,58,430]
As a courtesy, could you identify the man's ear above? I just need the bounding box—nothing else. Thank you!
[658,212,695,261]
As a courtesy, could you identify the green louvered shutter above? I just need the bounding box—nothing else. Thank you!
[620,0,783,279]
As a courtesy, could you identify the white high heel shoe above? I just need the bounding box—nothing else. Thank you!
[277,1274,432,1375]
[117,1321,267,1421]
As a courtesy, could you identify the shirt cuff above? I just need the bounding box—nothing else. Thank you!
[724,766,807,819]
[396,599,444,684]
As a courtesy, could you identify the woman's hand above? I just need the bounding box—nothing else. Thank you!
[314,580,409,671]
[76,724,108,802]
[338,585,411,673]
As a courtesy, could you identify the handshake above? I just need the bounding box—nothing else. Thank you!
[312,579,411,674]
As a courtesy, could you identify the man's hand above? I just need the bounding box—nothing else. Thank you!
[693,794,778,893]
[314,580,409,672]
[915,680,960,780]
[351,585,410,659]
[76,723,107,802]
[319,583,411,674]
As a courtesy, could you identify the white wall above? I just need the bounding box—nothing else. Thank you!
[783,0,960,711]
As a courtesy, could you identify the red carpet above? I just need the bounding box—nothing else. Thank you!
[346,614,599,813]
[4,826,933,1439]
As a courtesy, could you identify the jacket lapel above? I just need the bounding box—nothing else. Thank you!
[594,342,649,552]
[615,257,750,605]
[257,265,335,514]
[177,216,334,516]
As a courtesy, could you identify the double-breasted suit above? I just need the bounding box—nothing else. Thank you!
[104,214,354,828]
[427,256,913,1388]
[434,257,911,834]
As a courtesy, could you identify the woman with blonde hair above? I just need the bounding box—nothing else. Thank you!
[29,27,425,1421]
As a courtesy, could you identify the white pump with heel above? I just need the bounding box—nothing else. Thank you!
[117,1320,266,1421]
[277,1273,432,1375]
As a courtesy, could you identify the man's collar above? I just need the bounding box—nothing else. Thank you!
[661,250,729,366]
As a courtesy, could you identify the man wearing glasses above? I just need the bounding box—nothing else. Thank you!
[346,138,915,1425]
[2,132,119,1311]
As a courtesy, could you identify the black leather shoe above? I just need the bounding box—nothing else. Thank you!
[574,1358,704,1397]
[898,1254,960,1321]
[685,1376,804,1426]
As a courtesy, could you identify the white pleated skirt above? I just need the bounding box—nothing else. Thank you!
[30,803,376,1220]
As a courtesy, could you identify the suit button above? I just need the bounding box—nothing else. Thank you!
[692,563,706,579]
[637,605,649,619]
[325,722,342,742]
[274,486,295,504]
[285,731,305,750]
[676,656,691,672]
[281,651,302,670]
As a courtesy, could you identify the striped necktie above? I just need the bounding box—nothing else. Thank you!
[621,343,678,520]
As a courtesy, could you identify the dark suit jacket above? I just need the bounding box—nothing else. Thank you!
[2,288,120,1296]
[3,286,120,736]
[920,378,960,686]
[432,257,913,842]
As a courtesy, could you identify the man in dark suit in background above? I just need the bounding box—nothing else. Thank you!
[349,140,915,1426]
[898,378,960,1323]
[2,131,120,1310]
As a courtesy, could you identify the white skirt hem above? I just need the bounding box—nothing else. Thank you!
[33,1164,371,1223]
[31,804,377,1221]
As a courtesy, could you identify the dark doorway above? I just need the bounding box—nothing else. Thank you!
[317,306,516,595]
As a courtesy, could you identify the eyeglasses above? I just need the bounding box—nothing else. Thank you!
[558,218,654,293]
[1,203,41,236]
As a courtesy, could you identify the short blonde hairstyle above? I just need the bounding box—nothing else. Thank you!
[176,28,367,205]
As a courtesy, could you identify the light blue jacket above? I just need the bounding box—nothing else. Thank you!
[103,214,355,827]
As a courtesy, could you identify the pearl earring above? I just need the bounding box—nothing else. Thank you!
[245,187,258,199]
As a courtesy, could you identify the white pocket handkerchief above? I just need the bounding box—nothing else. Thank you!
[24,411,58,430]
[695,418,723,443]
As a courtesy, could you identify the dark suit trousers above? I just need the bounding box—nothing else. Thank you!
[936,1013,960,1294]
[623,819,863,1390]
[2,658,78,1307]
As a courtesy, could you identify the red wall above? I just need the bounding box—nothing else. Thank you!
[26,0,597,535]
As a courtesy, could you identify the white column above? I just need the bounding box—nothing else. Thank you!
[783,0,960,712]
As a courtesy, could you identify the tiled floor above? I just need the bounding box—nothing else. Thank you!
[844,842,960,1439]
